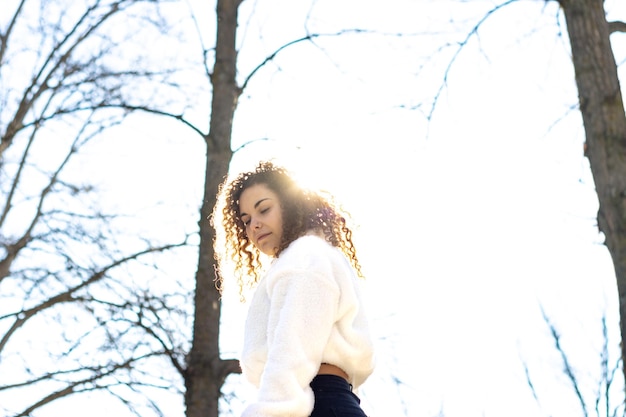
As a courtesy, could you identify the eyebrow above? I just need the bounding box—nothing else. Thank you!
[240,198,271,217]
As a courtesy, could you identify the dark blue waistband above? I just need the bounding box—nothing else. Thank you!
[310,374,353,392]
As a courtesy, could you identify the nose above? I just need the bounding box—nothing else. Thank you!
[251,217,262,229]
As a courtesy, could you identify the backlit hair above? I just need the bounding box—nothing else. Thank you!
[212,161,363,298]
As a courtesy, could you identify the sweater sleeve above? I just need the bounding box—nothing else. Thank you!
[241,253,340,417]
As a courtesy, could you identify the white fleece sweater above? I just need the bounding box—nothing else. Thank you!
[240,234,375,417]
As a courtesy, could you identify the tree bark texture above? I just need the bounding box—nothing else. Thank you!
[185,1,243,417]
[559,0,626,384]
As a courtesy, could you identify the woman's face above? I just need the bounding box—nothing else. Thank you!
[238,183,284,257]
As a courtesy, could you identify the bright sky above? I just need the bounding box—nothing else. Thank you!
[216,1,626,416]
[4,0,626,416]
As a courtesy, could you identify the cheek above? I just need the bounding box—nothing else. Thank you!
[274,215,284,232]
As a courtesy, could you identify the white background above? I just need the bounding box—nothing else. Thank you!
[5,0,626,416]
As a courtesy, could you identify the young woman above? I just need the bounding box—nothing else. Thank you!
[213,161,375,417]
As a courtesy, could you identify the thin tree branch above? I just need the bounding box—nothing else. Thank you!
[13,351,163,417]
[426,0,518,122]
[540,305,588,416]
[0,0,27,66]
[0,239,187,355]
[608,21,626,34]
[240,29,369,92]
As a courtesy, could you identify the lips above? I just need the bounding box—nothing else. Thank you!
[256,232,270,244]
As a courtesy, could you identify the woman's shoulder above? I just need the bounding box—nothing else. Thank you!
[274,233,339,270]
[281,233,336,256]
[267,234,346,292]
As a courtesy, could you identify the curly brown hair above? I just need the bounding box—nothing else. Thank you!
[212,161,363,297]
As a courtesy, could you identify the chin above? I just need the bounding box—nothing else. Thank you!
[260,245,277,257]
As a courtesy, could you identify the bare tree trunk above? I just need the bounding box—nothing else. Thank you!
[559,0,626,385]
[185,1,243,417]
